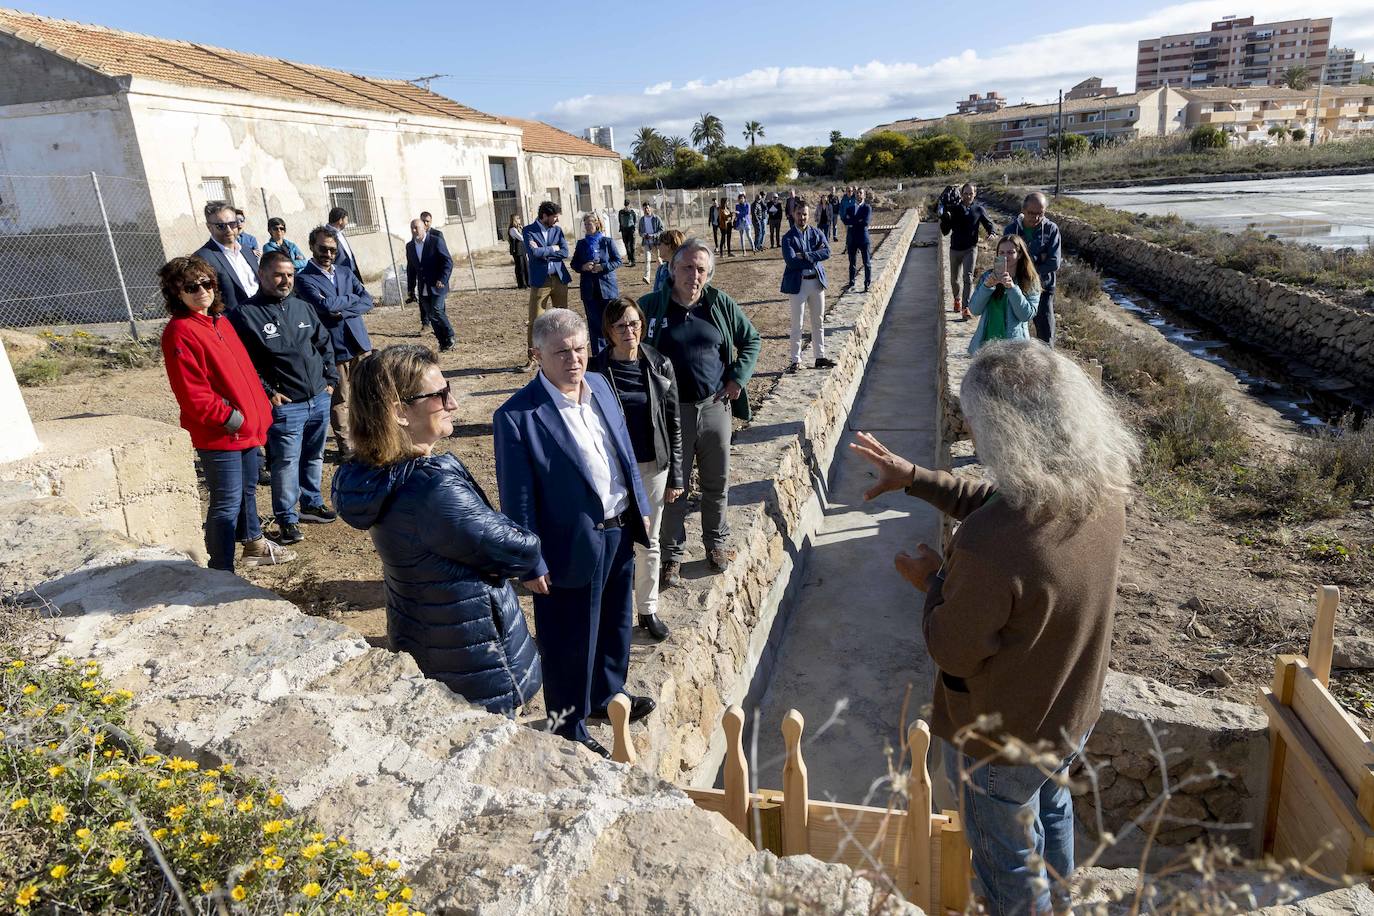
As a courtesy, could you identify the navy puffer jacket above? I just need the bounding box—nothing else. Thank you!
[333,453,543,714]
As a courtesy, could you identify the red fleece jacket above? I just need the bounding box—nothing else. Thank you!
[161,311,271,450]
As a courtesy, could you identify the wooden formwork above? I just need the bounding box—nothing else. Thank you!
[1260,586,1374,876]
[607,699,972,913]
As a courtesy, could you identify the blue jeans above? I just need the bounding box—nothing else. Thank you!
[754,219,766,249]
[198,447,263,571]
[420,290,454,348]
[268,390,330,524]
[944,735,1084,916]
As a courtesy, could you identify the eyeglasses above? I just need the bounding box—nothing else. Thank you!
[611,319,642,333]
[207,221,236,230]
[182,279,215,293]
[401,381,454,405]
[314,246,338,255]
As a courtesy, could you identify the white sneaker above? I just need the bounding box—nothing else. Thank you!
[240,537,296,566]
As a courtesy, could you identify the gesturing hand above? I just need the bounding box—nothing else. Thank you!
[894,543,942,592]
[849,431,915,500]
[523,575,550,595]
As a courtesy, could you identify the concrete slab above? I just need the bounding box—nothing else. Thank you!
[751,225,943,805]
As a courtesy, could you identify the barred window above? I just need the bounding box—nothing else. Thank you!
[574,175,592,213]
[201,176,234,206]
[323,175,377,233]
[442,177,475,220]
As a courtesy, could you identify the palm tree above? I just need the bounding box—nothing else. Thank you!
[691,113,726,153]
[665,135,690,155]
[631,126,668,170]
[743,120,765,146]
[1282,65,1313,90]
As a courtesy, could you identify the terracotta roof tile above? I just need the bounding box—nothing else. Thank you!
[0,7,503,124]
[500,117,621,159]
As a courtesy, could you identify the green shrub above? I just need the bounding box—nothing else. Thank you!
[1189,125,1229,152]
[1056,263,1103,301]
[0,651,425,914]
[1297,416,1374,497]
[13,356,63,387]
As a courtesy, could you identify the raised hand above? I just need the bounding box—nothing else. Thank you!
[849,431,916,501]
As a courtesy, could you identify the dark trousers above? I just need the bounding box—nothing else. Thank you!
[198,446,263,572]
[711,223,721,250]
[1033,289,1056,346]
[583,290,608,356]
[717,228,732,256]
[419,291,454,349]
[532,526,634,742]
[621,230,636,266]
[769,221,781,248]
[847,234,872,288]
[512,253,529,289]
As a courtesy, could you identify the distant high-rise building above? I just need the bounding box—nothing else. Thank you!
[1326,47,1365,85]
[954,92,1006,114]
[1136,15,1332,91]
[583,126,614,151]
[1066,77,1119,100]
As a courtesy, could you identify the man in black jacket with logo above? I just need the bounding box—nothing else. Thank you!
[232,251,340,546]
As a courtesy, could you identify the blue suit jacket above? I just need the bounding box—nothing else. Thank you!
[327,226,360,276]
[523,221,572,288]
[193,239,259,312]
[571,235,622,301]
[493,372,650,588]
[843,202,872,239]
[405,233,453,297]
[780,226,831,293]
[294,261,374,360]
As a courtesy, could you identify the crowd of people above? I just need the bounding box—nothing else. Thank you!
[158,186,1119,914]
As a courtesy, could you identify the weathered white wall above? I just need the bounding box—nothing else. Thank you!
[521,152,624,238]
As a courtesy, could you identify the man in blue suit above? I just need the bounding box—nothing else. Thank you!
[494,308,655,757]
[405,217,455,352]
[294,226,373,454]
[781,201,835,373]
[522,201,572,366]
[193,201,260,312]
[842,187,873,292]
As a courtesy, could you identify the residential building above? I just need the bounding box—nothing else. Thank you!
[1136,15,1332,91]
[1065,77,1119,100]
[954,93,1005,115]
[1182,85,1374,144]
[1326,47,1366,86]
[583,125,615,151]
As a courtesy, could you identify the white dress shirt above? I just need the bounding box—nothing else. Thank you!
[212,238,259,297]
[539,372,629,521]
[333,227,357,267]
[412,233,432,296]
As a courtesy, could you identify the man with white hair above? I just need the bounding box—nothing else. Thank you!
[493,309,655,757]
[1002,192,1062,345]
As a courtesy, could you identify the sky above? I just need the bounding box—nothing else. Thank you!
[16,0,1374,153]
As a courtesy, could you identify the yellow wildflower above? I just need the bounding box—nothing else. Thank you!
[203,769,220,778]
[15,885,38,907]
[142,754,162,765]
[219,763,233,772]
[335,888,355,901]
[198,781,216,794]
[198,832,220,846]
[48,865,68,880]
[7,659,23,669]
[267,793,283,807]
[116,689,134,700]
[166,757,198,773]
[203,797,223,810]
[352,849,370,863]
[75,828,92,840]
[301,883,322,898]
[93,733,105,746]
[111,820,131,833]
[152,828,168,840]
[263,855,285,870]
[357,863,375,877]
[310,831,324,841]
[156,778,173,790]
[386,903,410,916]
[51,703,68,714]
[79,680,96,690]
[336,834,348,844]
[108,857,127,875]
[300,842,325,860]
[400,887,414,901]
[9,798,29,811]
[48,804,67,824]
[236,798,254,813]
[46,765,65,778]
[230,886,247,902]
[168,805,188,821]
[200,880,216,894]
[374,887,388,901]
[260,844,277,855]
[386,859,401,871]
[262,820,284,835]
[21,684,36,695]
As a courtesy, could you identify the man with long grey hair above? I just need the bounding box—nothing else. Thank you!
[851,339,1139,916]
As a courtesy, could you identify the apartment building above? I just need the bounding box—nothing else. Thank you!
[1326,47,1368,86]
[955,92,1006,115]
[1184,85,1374,144]
[1136,15,1332,90]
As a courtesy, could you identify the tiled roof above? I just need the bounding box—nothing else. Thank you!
[500,117,621,159]
[1181,85,1374,101]
[0,7,504,125]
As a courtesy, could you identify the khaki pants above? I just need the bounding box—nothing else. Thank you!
[788,277,826,363]
[330,353,368,450]
[527,278,569,350]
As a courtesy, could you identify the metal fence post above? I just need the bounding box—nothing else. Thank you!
[380,196,401,306]
[456,198,479,292]
[260,187,270,226]
[90,172,139,340]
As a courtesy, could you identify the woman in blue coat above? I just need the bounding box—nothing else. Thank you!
[967,234,1042,355]
[571,213,622,354]
[333,344,542,714]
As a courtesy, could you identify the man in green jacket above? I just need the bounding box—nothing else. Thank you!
[637,238,760,584]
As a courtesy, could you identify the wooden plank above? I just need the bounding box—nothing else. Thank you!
[1356,769,1374,829]
[1262,655,1301,853]
[1291,660,1374,796]
[1308,585,1340,686]
[781,710,810,856]
[939,811,972,914]
[906,720,933,912]
[754,796,783,855]
[1260,689,1374,871]
[722,705,749,836]
[607,694,636,765]
[1273,754,1351,877]
[804,802,952,893]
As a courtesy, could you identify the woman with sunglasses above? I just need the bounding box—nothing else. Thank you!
[332,345,542,714]
[158,255,292,571]
[262,217,308,270]
[588,297,682,641]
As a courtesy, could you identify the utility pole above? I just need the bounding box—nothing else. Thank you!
[1310,63,1325,147]
[1054,90,1064,197]
[407,74,449,91]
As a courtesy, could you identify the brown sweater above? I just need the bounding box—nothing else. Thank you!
[907,467,1125,761]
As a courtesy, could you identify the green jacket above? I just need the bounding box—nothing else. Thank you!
[636,284,762,420]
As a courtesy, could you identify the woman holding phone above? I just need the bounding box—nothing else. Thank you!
[966,234,1040,355]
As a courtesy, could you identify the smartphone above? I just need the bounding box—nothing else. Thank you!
[992,254,1007,278]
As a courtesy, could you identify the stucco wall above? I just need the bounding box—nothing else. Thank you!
[523,152,624,230]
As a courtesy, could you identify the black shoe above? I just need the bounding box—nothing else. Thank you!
[785,361,800,374]
[660,561,683,589]
[438,342,454,352]
[862,285,869,293]
[299,504,336,524]
[814,357,836,369]
[589,694,657,723]
[576,736,612,759]
[638,613,670,642]
[274,522,304,545]
[257,466,271,487]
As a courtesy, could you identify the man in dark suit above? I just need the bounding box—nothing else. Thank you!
[493,308,656,757]
[843,187,873,292]
[294,226,373,454]
[419,210,445,240]
[194,200,260,312]
[405,218,455,352]
[325,206,361,277]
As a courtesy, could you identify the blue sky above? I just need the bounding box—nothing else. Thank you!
[16,0,1374,151]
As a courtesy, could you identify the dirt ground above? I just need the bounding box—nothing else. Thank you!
[21,215,893,650]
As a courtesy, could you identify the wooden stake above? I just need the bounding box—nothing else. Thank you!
[781,709,809,856]
[905,720,933,912]
[607,694,635,765]
[723,705,749,836]
[940,810,973,913]
[1263,655,1301,853]
[1308,585,1340,687]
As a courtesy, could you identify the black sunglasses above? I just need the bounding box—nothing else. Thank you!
[182,279,215,293]
[401,381,453,404]
[207,221,236,230]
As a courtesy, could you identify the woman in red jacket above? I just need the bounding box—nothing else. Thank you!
[158,256,294,571]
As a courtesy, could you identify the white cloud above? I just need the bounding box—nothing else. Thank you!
[540,0,1374,151]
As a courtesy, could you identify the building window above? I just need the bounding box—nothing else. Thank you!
[201,176,234,206]
[602,184,615,209]
[574,175,592,213]
[323,175,377,233]
[441,177,475,221]
[545,187,562,208]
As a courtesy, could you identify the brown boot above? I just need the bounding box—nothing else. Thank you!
[240,537,296,566]
[707,548,736,573]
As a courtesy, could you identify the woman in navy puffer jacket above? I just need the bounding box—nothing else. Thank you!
[333,345,542,714]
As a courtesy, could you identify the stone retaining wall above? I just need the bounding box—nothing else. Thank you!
[986,188,1374,392]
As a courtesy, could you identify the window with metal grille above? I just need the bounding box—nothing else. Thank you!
[574,175,592,213]
[201,176,234,206]
[323,175,377,233]
[602,184,615,209]
[545,187,562,208]
[442,177,475,220]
